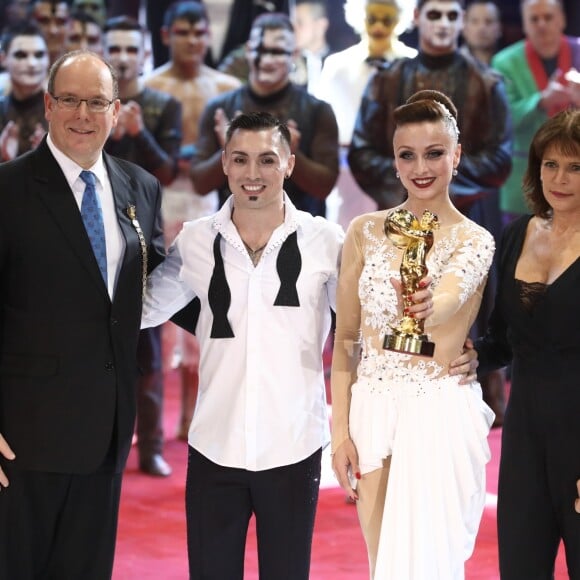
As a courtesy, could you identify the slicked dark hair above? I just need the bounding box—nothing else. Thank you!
[251,12,294,34]
[70,9,100,27]
[225,112,292,150]
[523,109,580,218]
[163,1,208,29]
[1,21,46,54]
[103,15,143,34]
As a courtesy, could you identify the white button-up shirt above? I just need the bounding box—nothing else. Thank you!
[142,196,344,471]
[46,135,125,298]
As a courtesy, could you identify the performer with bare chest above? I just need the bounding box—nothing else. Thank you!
[144,1,241,441]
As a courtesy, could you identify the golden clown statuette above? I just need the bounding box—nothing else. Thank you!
[383,208,439,357]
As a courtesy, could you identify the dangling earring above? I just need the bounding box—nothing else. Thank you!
[396,172,400,179]
[452,168,458,176]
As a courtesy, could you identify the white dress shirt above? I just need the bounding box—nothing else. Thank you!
[46,135,125,297]
[142,195,344,471]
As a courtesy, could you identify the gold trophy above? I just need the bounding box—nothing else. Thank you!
[383,209,439,357]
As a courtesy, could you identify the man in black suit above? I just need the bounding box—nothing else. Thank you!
[0,50,164,579]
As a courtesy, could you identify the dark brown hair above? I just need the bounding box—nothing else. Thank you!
[251,12,294,34]
[225,111,292,150]
[394,89,459,140]
[163,1,208,28]
[523,108,580,218]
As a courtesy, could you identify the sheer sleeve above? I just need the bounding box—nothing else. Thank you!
[426,225,495,329]
[330,216,365,452]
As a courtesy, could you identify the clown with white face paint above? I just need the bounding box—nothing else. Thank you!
[246,24,296,94]
[0,22,49,161]
[4,34,49,92]
[104,27,145,92]
[416,0,464,55]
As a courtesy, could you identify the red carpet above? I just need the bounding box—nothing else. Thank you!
[113,370,568,579]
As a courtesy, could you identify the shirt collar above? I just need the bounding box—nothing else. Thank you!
[207,195,304,338]
[47,133,107,191]
[212,192,301,245]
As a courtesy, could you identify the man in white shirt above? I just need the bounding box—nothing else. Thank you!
[291,0,332,94]
[142,111,344,579]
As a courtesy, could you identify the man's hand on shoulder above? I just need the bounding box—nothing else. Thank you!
[0,433,15,489]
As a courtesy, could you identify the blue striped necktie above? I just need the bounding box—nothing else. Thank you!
[80,170,107,284]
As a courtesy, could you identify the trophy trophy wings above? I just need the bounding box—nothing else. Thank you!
[383,208,439,357]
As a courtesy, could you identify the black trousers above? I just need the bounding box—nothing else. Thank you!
[497,382,580,579]
[0,460,122,579]
[186,446,322,580]
[136,326,164,460]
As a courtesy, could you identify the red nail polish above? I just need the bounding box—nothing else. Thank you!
[419,280,427,288]
[355,472,361,480]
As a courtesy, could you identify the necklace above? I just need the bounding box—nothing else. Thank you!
[242,240,268,266]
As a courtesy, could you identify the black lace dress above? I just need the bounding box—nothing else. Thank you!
[476,214,580,579]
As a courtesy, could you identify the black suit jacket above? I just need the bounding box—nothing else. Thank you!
[0,138,164,474]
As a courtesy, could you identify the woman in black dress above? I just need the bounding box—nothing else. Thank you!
[474,108,580,579]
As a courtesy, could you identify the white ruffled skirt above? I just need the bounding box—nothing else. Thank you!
[349,375,495,580]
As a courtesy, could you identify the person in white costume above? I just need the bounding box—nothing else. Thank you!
[317,0,416,229]
[142,112,344,578]
[331,89,495,579]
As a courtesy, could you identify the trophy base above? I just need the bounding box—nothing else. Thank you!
[383,332,435,357]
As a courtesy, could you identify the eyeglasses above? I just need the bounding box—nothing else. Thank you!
[425,9,460,21]
[50,94,114,113]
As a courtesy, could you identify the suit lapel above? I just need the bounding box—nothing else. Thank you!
[32,140,109,299]
[105,153,141,303]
